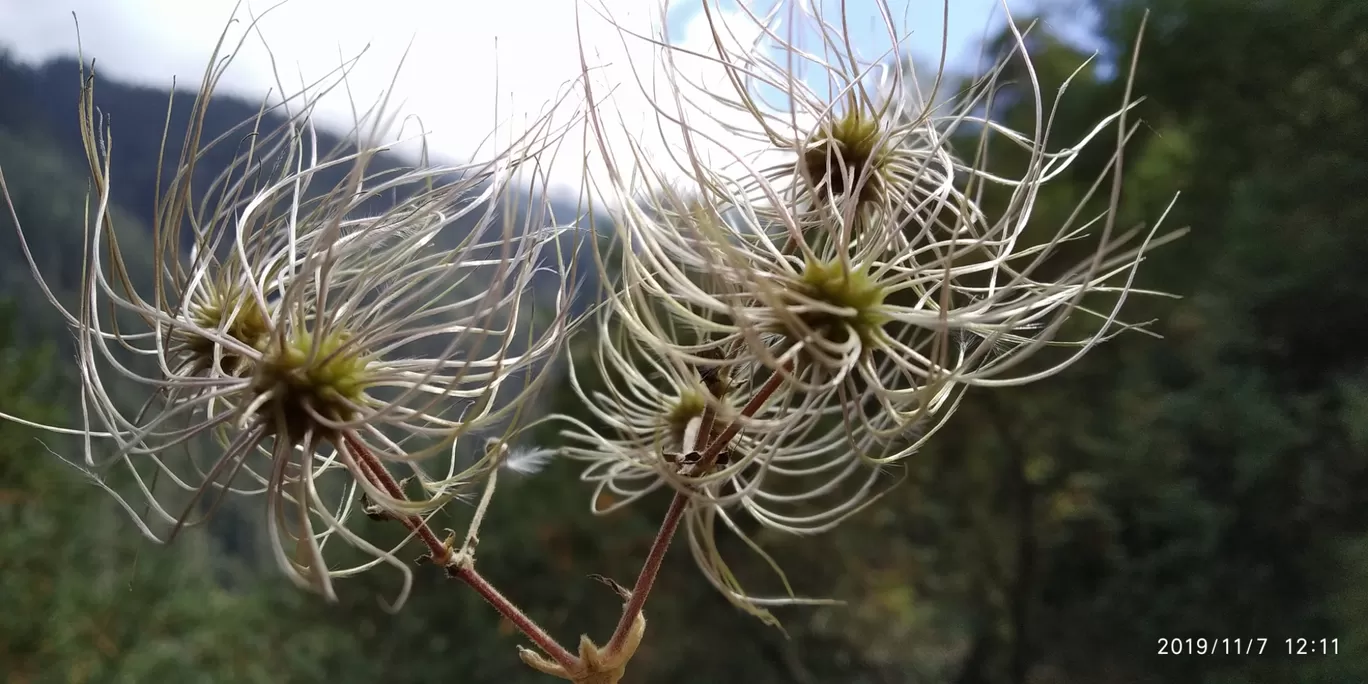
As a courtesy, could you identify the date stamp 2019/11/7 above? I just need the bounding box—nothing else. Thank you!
[1157,638,1340,655]
[1158,638,1269,655]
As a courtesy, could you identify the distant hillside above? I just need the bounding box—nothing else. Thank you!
[1,55,520,230]
[0,51,606,322]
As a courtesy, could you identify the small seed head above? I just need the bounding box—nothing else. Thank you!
[181,280,273,374]
[780,258,890,349]
[801,110,884,203]
[254,328,370,438]
[662,389,707,449]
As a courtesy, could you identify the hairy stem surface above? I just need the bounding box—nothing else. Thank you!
[344,432,580,670]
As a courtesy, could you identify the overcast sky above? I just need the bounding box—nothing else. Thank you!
[0,0,1043,194]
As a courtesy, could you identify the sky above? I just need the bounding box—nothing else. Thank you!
[0,0,1047,195]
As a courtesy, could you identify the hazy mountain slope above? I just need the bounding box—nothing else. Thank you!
[0,50,606,323]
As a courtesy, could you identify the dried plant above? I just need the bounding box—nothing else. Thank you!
[0,1,1184,682]
[528,0,1182,679]
[0,4,578,607]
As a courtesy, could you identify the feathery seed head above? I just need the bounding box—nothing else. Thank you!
[661,388,708,449]
[179,277,274,374]
[566,0,1183,615]
[0,5,582,606]
[777,257,889,348]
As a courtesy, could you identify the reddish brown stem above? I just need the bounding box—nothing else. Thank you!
[605,368,790,654]
[604,491,688,655]
[346,434,448,554]
[451,563,576,662]
[343,432,579,671]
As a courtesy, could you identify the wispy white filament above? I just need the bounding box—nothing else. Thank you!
[0,3,583,607]
[558,0,1182,614]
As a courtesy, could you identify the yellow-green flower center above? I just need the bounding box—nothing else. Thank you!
[663,389,707,451]
[254,328,370,440]
[788,258,890,348]
[183,282,273,375]
[801,110,884,203]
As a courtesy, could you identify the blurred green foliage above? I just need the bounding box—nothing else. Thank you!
[0,303,370,684]
[3,0,1367,681]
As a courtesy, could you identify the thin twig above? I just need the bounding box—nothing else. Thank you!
[344,432,580,670]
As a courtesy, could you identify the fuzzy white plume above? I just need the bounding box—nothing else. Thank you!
[501,446,557,476]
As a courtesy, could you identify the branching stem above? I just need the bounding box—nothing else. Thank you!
[604,367,790,655]
[344,432,580,670]
[341,363,790,674]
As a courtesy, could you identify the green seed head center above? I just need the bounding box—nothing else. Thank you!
[255,328,370,438]
[183,283,273,374]
[801,111,883,200]
[194,293,271,345]
[663,389,707,450]
[793,259,890,346]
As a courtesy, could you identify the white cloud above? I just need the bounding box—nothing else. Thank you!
[0,0,1025,196]
[0,0,662,192]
